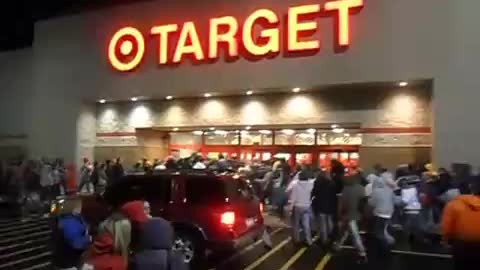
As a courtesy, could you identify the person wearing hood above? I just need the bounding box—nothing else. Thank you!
[290,171,314,245]
[442,177,480,270]
[132,218,188,270]
[53,197,90,269]
[85,213,131,270]
[369,177,396,256]
[333,169,367,264]
[311,170,337,245]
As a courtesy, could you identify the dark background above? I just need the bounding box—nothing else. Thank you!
[0,0,153,51]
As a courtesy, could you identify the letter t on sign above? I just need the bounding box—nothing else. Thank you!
[324,0,364,47]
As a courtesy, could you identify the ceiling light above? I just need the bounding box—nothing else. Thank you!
[259,130,272,135]
[344,133,350,137]
[204,93,212,98]
[172,128,179,132]
[292,87,301,93]
[166,96,173,100]
[245,126,251,130]
[333,128,345,134]
[246,90,253,95]
[241,130,249,135]
[331,124,339,129]
[306,128,316,134]
[130,97,138,102]
[192,130,203,136]
[99,99,106,104]
[209,127,215,131]
[281,129,295,135]
[399,81,408,87]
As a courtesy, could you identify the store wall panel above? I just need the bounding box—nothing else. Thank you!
[359,147,431,172]
[96,88,431,133]
[94,146,167,167]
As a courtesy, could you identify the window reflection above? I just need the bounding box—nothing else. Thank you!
[204,130,239,145]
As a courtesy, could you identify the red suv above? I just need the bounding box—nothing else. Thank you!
[53,170,264,265]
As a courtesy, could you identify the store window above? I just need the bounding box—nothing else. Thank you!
[317,131,362,145]
[204,130,239,145]
[275,129,315,145]
[241,130,273,145]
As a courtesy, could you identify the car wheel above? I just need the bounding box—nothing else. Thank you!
[173,231,205,266]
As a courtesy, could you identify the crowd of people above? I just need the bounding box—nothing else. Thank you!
[0,157,68,216]
[3,153,480,269]
[54,198,188,270]
[244,159,480,269]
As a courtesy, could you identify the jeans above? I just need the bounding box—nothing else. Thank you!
[317,213,334,244]
[335,220,366,256]
[293,206,313,245]
[373,216,395,253]
[404,213,422,242]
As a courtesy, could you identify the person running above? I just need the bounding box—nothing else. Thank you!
[53,197,90,270]
[78,158,92,193]
[369,176,396,256]
[85,213,131,270]
[333,169,368,263]
[442,176,480,270]
[311,170,337,245]
[290,171,314,246]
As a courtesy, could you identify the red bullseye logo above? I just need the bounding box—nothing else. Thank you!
[108,27,145,71]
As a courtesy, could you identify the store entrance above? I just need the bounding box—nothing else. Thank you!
[167,125,362,172]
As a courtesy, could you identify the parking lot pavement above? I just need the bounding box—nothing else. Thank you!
[207,223,453,270]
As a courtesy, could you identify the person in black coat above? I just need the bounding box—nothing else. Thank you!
[311,171,337,245]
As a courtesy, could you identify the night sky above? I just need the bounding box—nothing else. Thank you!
[0,0,154,52]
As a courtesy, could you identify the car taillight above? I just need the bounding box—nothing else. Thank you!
[259,203,264,214]
[221,211,235,226]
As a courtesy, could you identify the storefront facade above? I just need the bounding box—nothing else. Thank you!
[0,0,479,170]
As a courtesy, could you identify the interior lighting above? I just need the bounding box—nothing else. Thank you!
[209,127,215,131]
[131,97,138,102]
[292,87,301,93]
[245,126,251,130]
[259,130,272,135]
[331,124,339,129]
[399,81,408,87]
[344,133,350,137]
[172,128,179,131]
[192,130,203,135]
[333,128,345,133]
[99,99,106,104]
[246,90,254,95]
[166,96,173,100]
[204,93,212,98]
[281,129,296,135]
[306,128,316,134]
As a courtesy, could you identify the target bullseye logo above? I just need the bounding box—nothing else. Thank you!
[108,27,145,71]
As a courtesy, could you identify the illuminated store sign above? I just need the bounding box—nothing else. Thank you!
[108,0,364,71]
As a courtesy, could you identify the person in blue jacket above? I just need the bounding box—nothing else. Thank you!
[53,197,91,269]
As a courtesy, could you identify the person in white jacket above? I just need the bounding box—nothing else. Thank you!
[290,171,314,245]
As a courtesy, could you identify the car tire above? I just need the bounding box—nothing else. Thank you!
[173,230,206,268]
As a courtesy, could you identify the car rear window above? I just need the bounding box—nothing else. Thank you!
[185,177,227,205]
[105,175,172,206]
[225,178,255,201]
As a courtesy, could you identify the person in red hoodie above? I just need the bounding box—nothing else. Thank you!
[85,213,131,270]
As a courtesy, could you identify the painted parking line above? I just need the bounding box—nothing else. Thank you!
[243,237,292,270]
[211,228,284,270]
[278,236,320,270]
[341,245,452,259]
[315,253,332,270]
[0,237,50,252]
[0,225,50,237]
